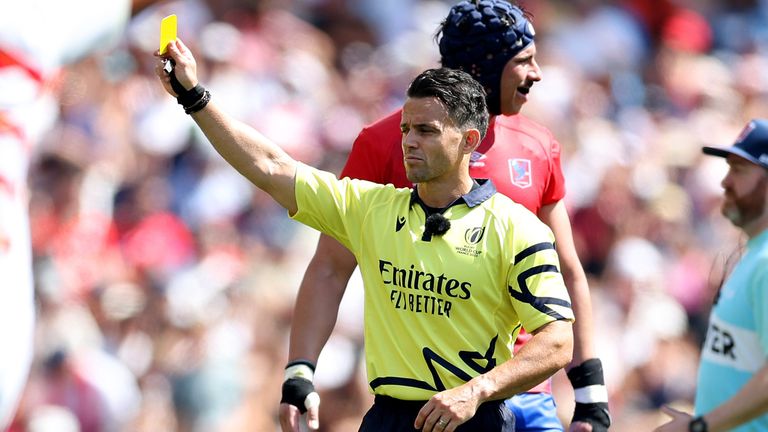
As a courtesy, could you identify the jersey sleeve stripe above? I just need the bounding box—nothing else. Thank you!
[509,264,572,320]
[514,242,556,265]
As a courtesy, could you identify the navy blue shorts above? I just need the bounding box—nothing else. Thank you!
[358,395,515,431]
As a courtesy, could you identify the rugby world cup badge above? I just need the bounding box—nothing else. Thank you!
[456,226,485,257]
[508,158,532,189]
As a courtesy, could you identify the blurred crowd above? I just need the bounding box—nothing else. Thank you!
[6,0,768,431]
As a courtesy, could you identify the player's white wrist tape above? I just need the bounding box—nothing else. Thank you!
[285,363,315,381]
[574,384,609,404]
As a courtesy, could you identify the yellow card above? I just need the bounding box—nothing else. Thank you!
[159,14,177,54]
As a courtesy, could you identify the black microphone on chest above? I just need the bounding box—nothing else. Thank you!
[422,213,451,241]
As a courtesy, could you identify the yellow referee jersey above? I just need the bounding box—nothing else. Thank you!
[291,164,573,400]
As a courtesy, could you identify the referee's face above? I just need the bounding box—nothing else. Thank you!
[400,96,466,184]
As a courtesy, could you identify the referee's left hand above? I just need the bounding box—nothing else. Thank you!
[414,385,479,432]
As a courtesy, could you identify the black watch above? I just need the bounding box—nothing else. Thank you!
[689,416,708,432]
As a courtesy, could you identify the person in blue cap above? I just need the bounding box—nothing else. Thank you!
[280,1,610,431]
[655,119,768,432]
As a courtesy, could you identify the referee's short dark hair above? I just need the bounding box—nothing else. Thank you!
[406,67,489,140]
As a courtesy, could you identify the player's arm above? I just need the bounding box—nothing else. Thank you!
[655,362,768,432]
[538,200,594,364]
[539,200,611,431]
[155,39,299,214]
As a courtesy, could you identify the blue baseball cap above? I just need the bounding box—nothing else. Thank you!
[438,0,535,115]
[702,119,768,169]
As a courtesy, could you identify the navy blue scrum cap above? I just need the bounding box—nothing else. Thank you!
[702,119,768,170]
[438,0,535,115]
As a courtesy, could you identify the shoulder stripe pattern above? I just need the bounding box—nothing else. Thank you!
[514,241,556,264]
[510,242,571,320]
[510,265,571,320]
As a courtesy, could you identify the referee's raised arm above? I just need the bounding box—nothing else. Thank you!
[154,39,299,215]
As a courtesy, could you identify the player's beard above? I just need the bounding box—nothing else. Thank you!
[722,174,768,228]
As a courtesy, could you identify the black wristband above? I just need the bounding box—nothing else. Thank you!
[567,358,606,387]
[568,359,611,430]
[173,83,209,115]
[183,89,211,114]
[175,84,204,107]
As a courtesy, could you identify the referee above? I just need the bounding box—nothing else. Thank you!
[156,40,574,432]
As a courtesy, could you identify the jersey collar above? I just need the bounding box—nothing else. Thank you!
[409,178,497,214]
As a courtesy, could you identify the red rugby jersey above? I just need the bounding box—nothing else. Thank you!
[341,109,565,215]
[340,109,567,394]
